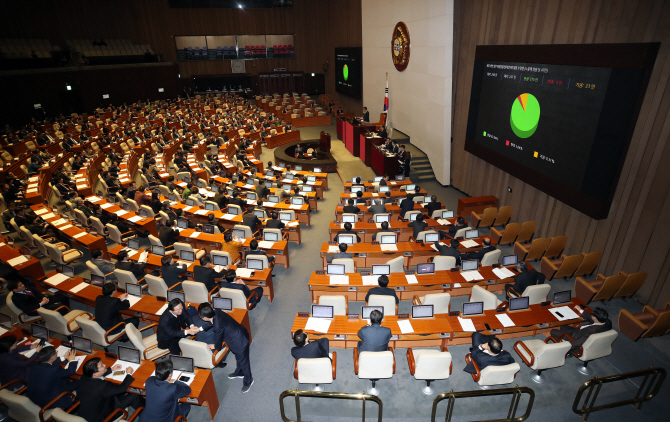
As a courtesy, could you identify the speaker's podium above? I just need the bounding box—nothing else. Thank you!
[319,131,331,153]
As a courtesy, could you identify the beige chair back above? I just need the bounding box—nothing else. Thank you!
[412,349,452,380]
[470,285,502,310]
[114,269,141,291]
[358,351,394,379]
[178,338,226,369]
[521,284,551,305]
[298,357,334,385]
[367,294,396,316]
[580,330,618,362]
[478,362,520,386]
[433,256,456,271]
[332,258,354,274]
[386,256,405,273]
[419,293,451,314]
[318,295,347,315]
[182,281,211,303]
[0,389,49,422]
[145,274,169,298]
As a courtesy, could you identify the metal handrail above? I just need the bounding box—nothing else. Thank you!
[279,390,383,422]
[431,386,534,422]
[573,366,666,421]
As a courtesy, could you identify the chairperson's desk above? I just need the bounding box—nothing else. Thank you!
[0,327,221,419]
[291,298,589,349]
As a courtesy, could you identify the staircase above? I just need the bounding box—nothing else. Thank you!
[410,155,435,183]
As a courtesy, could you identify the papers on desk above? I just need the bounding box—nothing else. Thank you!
[71,356,86,371]
[272,166,283,171]
[371,193,379,197]
[101,203,114,209]
[549,306,580,321]
[21,343,52,358]
[288,221,299,227]
[328,245,340,253]
[349,193,357,198]
[306,181,316,185]
[305,317,331,333]
[156,303,169,315]
[88,196,102,203]
[51,218,68,226]
[329,275,349,285]
[262,202,275,208]
[221,213,235,220]
[194,210,208,215]
[380,244,398,252]
[7,256,29,267]
[107,361,142,382]
[243,184,254,189]
[73,232,88,239]
[0,243,5,248]
[29,176,39,182]
[246,199,256,205]
[460,240,479,248]
[35,208,48,215]
[493,267,516,279]
[496,313,516,328]
[119,178,131,183]
[138,251,149,263]
[56,345,72,360]
[69,283,87,294]
[41,212,56,219]
[289,204,302,210]
[190,231,201,239]
[257,241,275,249]
[398,320,415,334]
[125,295,142,308]
[27,188,38,193]
[59,224,74,231]
[405,274,419,284]
[46,273,70,286]
[362,275,379,285]
[453,283,462,288]
[114,210,128,216]
[182,206,193,212]
[214,265,227,273]
[457,317,477,332]
[236,268,255,278]
[128,216,143,223]
[436,219,452,226]
[0,327,7,337]
[461,270,484,282]
[341,223,355,229]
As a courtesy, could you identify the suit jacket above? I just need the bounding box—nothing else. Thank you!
[0,346,38,387]
[326,251,352,264]
[156,310,192,350]
[161,262,187,286]
[342,205,361,214]
[27,359,78,408]
[357,324,392,353]
[448,223,468,237]
[408,220,428,239]
[242,213,262,233]
[367,204,387,215]
[78,370,135,422]
[266,219,285,229]
[424,201,443,216]
[95,295,132,331]
[193,265,224,291]
[566,313,613,355]
[467,245,496,261]
[464,332,516,374]
[399,198,415,218]
[141,377,191,422]
[115,260,147,281]
[11,289,45,316]
[510,269,539,294]
[291,338,329,360]
[433,242,462,266]
[365,286,399,304]
[211,309,250,353]
[334,229,361,243]
[255,185,269,199]
[363,111,370,122]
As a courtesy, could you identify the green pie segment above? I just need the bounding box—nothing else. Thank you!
[343,64,349,81]
[510,93,540,138]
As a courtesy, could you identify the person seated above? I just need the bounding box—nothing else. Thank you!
[181,183,194,200]
[367,199,386,215]
[431,238,462,266]
[229,190,245,207]
[505,262,543,296]
[246,239,274,265]
[357,310,392,354]
[160,255,187,289]
[142,360,192,421]
[342,198,360,214]
[193,255,225,292]
[266,211,285,229]
[8,279,70,316]
[174,208,197,228]
[95,282,140,335]
[355,190,367,205]
[109,213,132,236]
[326,243,352,264]
[291,329,330,360]
[408,213,428,239]
[463,237,495,261]
[27,346,79,409]
[334,222,361,243]
[447,216,468,237]
[399,197,415,219]
[25,214,58,238]
[463,332,516,374]
[159,219,179,247]
[157,298,199,355]
[365,275,399,304]
[371,221,395,242]
[0,335,41,390]
[424,195,444,216]
[220,269,263,307]
[352,177,364,187]
[206,213,227,234]
[115,250,147,281]
[221,230,243,263]
[549,307,612,356]
[242,206,262,234]
[90,248,117,281]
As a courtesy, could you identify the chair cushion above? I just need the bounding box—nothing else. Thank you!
[358,351,394,379]
[63,249,83,262]
[413,349,451,380]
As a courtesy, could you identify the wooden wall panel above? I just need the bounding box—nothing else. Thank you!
[0,0,362,113]
[452,0,670,307]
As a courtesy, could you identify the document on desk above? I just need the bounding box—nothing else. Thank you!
[436,219,452,226]
[493,267,516,279]
[59,224,74,230]
[460,240,479,248]
[188,231,200,239]
[27,188,38,193]
[380,244,398,252]
[55,345,72,360]
[125,295,142,308]
[243,184,255,189]
[289,204,302,210]
[21,343,52,358]
[46,273,70,286]
[182,206,193,212]
[119,178,131,183]
[107,361,142,382]
[362,275,379,285]
[73,232,88,239]
[29,176,39,182]
[138,251,149,263]
[306,181,316,185]
[69,283,87,294]
[194,209,208,215]
[114,210,128,216]
[0,327,7,337]
[41,212,56,219]
[549,306,579,321]
[128,216,143,223]
[457,317,477,332]
[101,203,114,209]
[349,193,357,198]
[35,208,48,215]
[405,274,419,284]
[88,196,102,203]
[397,320,415,334]
[51,218,68,226]
[305,317,331,333]
[7,256,29,267]
[496,313,516,328]
[328,245,340,253]
[236,268,255,278]
[257,241,275,249]
[221,213,236,220]
[262,202,275,208]
[329,275,349,285]
[461,270,484,281]
[156,303,169,315]
[288,221,299,227]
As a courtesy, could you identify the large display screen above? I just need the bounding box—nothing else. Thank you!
[465,44,658,219]
[335,47,362,100]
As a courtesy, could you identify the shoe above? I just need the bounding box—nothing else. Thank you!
[241,379,254,393]
[228,373,244,379]
[216,362,228,368]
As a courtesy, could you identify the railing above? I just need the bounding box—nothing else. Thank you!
[279,390,383,422]
[431,386,534,422]
[572,366,666,421]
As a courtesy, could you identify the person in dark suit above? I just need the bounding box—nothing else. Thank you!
[355,190,367,205]
[1,201,16,231]
[228,190,245,207]
[78,358,144,422]
[378,126,388,139]
[367,199,387,215]
[198,303,254,393]
[8,279,70,316]
[91,249,117,281]
[27,347,79,409]
[0,335,41,390]
[357,310,392,354]
[463,237,496,261]
[362,107,370,122]
[109,214,132,237]
[445,216,466,237]
[246,239,274,265]
[242,207,262,234]
[160,255,187,289]
[157,298,199,355]
[371,221,395,241]
[255,183,269,200]
[408,213,428,239]
[326,243,352,264]
[193,256,225,291]
[334,222,361,243]
[398,145,411,177]
[291,329,330,360]
[399,197,415,219]
[115,250,147,281]
[142,360,192,422]
[219,269,263,307]
[505,262,543,296]
[266,211,285,229]
[342,199,360,214]
[464,332,516,374]
[212,191,227,209]
[365,275,399,304]
[95,283,140,334]
[424,195,444,217]
[431,239,462,266]
[549,307,612,356]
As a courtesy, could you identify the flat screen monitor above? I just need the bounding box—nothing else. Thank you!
[465,229,480,239]
[213,297,233,311]
[443,210,454,219]
[311,305,334,319]
[409,213,418,222]
[380,235,396,244]
[374,214,390,223]
[263,231,279,242]
[128,239,140,251]
[307,176,316,182]
[417,263,435,275]
[246,258,263,270]
[170,355,194,374]
[313,168,322,173]
[264,182,273,189]
[72,335,93,354]
[342,214,356,223]
[0,313,12,330]
[509,296,530,312]
[295,165,302,171]
[232,229,246,239]
[285,173,294,180]
[126,283,142,298]
[169,194,177,201]
[212,255,229,266]
[553,290,572,306]
[351,186,363,193]
[180,250,195,262]
[268,195,279,203]
[362,306,384,319]
[20,246,31,256]
[291,197,303,206]
[266,170,274,177]
[202,224,215,234]
[123,203,130,211]
[282,185,291,193]
[211,185,219,193]
[62,265,75,278]
[462,260,479,271]
[227,206,239,215]
[167,291,185,304]
[412,305,434,319]
[424,233,439,243]
[374,176,383,182]
[139,209,148,217]
[462,301,484,316]
[247,192,257,200]
[31,324,49,341]
[395,175,405,181]
[177,218,189,229]
[372,265,390,276]
[327,264,345,275]
[279,212,292,222]
[90,275,105,287]
[118,346,141,364]
[205,203,215,211]
[152,245,165,256]
[406,184,416,191]
[379,186,390,193]
[502,255,518,266]
[253,210,265,219]
[338,234,354,245]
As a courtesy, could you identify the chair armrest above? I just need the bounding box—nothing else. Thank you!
[102,408,130,422]
[0,378,27,394]
[18,313,43,324]
[409,236,416,242]
[246,290,259,309]
[465,353,481,382]
[174,415,187,422]
[52,305,72,314]
[283,232,289,241]
[575,277,598,304]
[513,341,534,367]
[331,351,337,379]
[507,288,520,299]
[597,273,606,280]
[618,270,628,277]
[139,322,160,333]
[643,305,660,316]
[121,231,136,238]
[213,342,228,367]
[541,257,559,271]
[353,347,359,374]
[69,311,92,332]
[406,348,416,375]
[169,282,183,291]
[208,286,220,299]
[618,309,649,342]
[557,332,583,357]
[40,392,77,422]
[294,358,298,379]
[389,347,395,373]
[105,322,127,344]
[412,295,421,306]
[142,344,167,360]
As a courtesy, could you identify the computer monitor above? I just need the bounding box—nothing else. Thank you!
[170,355,195,374]
[424,233,439,243]
[212,255,229,266]
[285,173,294,180]
[313,168,322,173]
[307,176,316,182]
[351,186,363,193]
[0,313,12,330]
[265,181,273,188]
[374,176,383,182]
[417,263,435,275]
[246,258,263,270]
[412,305,434,319]
[62,265,74,278]
[202,224,215,234]
[465,229,479,239]
[338,234,354,245]
[180,250,195,262]
[342,214,356,223]
[263,231,279,242]
[553,290,572,306]
[246,178,256,186]
[126,283,142,298]
[72,335,93,354]
[372,265,390,276]
[374,214,390,223]
[211,185,219,193]
[196,181,204,189]
[139,209,148,217]
[167,291,185,304]
[406,184,416,191]
[127,239,140,251]
[461,260,478,271]
[292,197,304,205]
[327,264,345,275]
[295,165,302,171]
[395,175,405,181]
[123,203,130,211]
[108,196,116,204]
[502,255,518,267]
[226,188,234,196]
[169,194,177,201]
[204,203,215,211]
[509,296,530,312]
[268,195,279,203]
[380,235,396,244]
[90,275,105,287]
[227,206,239,215]
[232,229,246,239]
[183,176,190,184]
[213,297,233,311]
[247,192,257,201]
[361,306,384,319]
[31,324,49,341]
[266,170,274,177]
[177,218,189,229]
[282,185,291,193]
[379,186,390,193]
[302,185,313,192]
[279,212,292,222]
[253,210,265,219]
[409,213,419,222]
[311,305,334,319]
[413,196,425,203]
[462,301,484,316]
[118,346,141,365]
[442,210,454,219]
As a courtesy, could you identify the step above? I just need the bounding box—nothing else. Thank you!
[411,165,433,172]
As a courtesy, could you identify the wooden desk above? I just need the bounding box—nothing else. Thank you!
[338,189,427,204]
[265,130,301,149]
[457,196,499,216]
[25,153,72,204]
[328,218,455,243]
[343,179,413,192]
[0,239,46,281]
[335,203,425,222]
[371,145,399,178]
[82,196,159,237]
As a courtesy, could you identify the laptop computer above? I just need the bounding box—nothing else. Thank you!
[71,335,93,354]
[170,355,195,382]
[461,260,479,272]
[118,345,141,365]
[265,181,273,188]
[351,186,363,193]
[264,231,279,242]
[412,305,434,319]
[374,176,383,182]
[509,296,530,312]
[502,255,518,267]
[327,264,345,275]
[266,170,274,177]
[374,214,390,223]
[180,250,195,262]
[307,175,316,182]
[380,234,396,244]
[139,209,148,218]
[311,305,334,319]
[31,324,49,342]
[176,218,188,230]
[286,173,294,180]
[292,197,304,205]
[212,255,229,266]
[442,210,454,219]
[123,203,130,211]
[338,234,354,245]
[465,229,480,239]
[406,184,416,192]
[202,224,215,234]
[246,192,257,201]
[342,214,356,223]
[167,291,185,304]
[462,301,484,316]
[295,165,302,171]
[361,306,384,320]
[253,210,265,219]
[62,265,75,279]
[213,297,233,312]
[424,233,439,243]
[20,246,31,256]
[126,283,142,298]
[417,263,435,275]
[90,274,105,287]
[169,194,177,202]
[127,238,140,251]
[279,212,292,222]
[372,265,390,276]
[553,290,572,306]
[211,185,219,193]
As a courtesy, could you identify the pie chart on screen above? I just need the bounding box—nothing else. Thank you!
[510,93,540,138]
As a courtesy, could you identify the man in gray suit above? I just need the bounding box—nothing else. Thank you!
[357,310,392,354]
[326,243,352,264]
[367,199,387,216]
